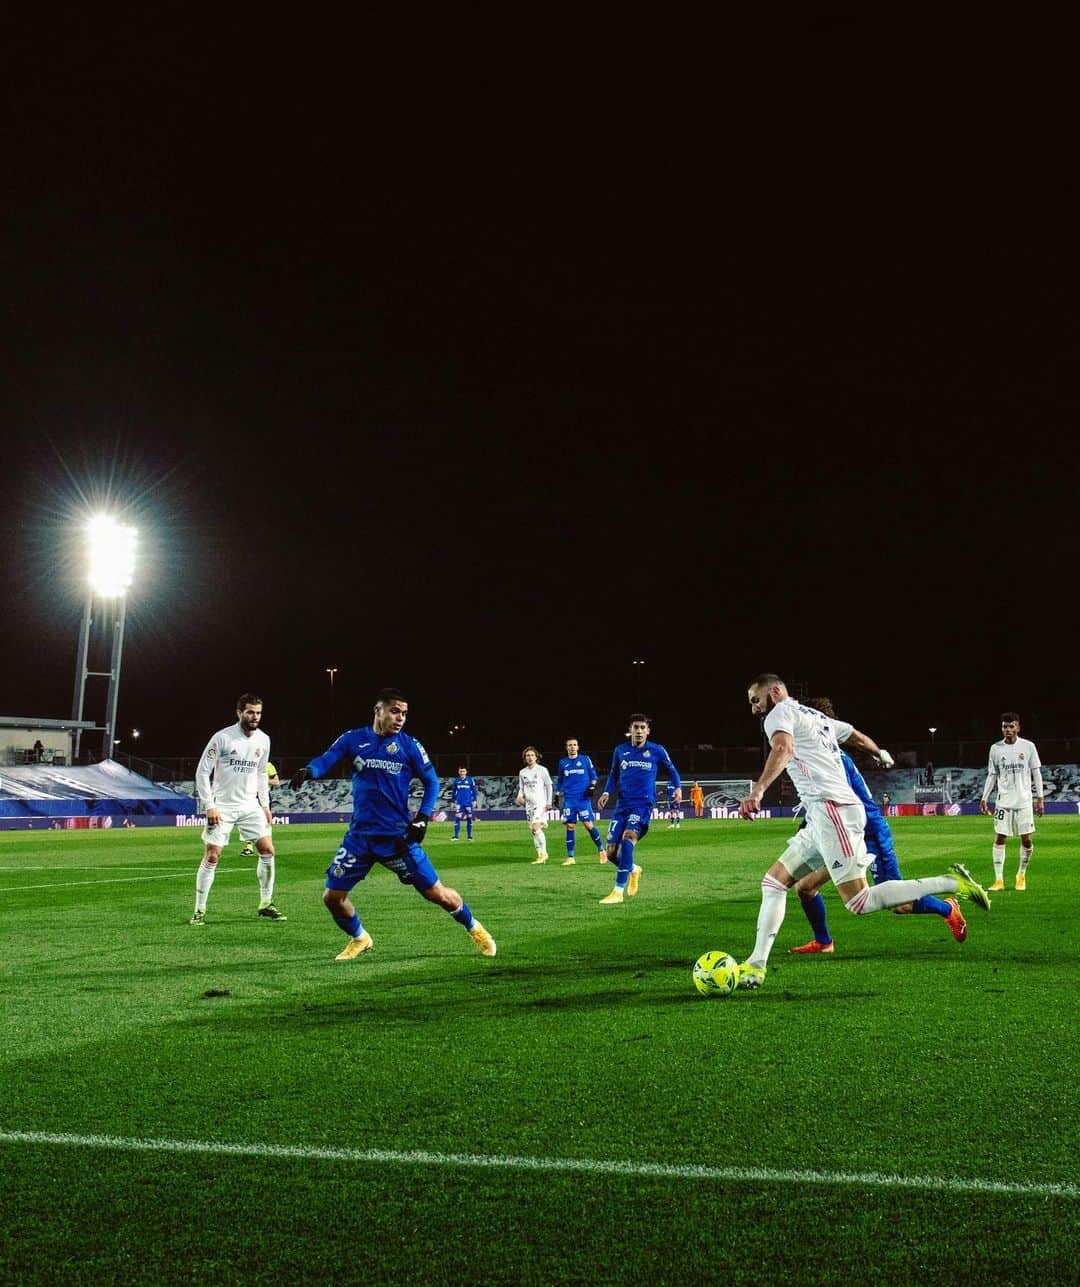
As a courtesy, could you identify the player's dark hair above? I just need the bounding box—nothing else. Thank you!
[375,687,407,706]
[522,745,541,762]
[627,713,650,727]
[458,764,468,771]
[236,692,262,710]
[808,696,837,719]
[750,673,784,690]
[1001,711,1020,724]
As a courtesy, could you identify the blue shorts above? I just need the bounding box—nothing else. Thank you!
[606,805,652,847]
[561,802,596,824]
[325,833,439,892]
[864,817,901,884]
[454,805,474,819]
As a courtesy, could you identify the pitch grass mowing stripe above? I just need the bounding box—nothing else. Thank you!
[0,867,250,892]
[1,1131,1076,1200]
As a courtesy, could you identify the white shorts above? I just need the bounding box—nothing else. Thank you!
[991,805,1035,838]
[777,800,869,886]
[202,805,270,848]
[524,802,549,825]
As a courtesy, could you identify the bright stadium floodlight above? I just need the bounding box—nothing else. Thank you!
[87,515,138,598]
[71,515,139,762]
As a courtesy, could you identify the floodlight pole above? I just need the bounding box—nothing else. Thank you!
[71,594,93,760]
[102,598,127,761]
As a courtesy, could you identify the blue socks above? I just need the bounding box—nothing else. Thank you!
[800,892,833,945]
[588,826,603,851]
[450,901,476,930]
[616,839,635,889]
[911,894,953,917]
[566,828,576,857]
[332,908,363,938]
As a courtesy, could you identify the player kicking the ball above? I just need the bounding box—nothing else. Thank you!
[736,675,990,989]
[787,698,968,952]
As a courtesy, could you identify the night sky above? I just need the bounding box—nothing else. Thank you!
[2,18,1076,765]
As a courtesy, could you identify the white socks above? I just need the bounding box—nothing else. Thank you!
[846,875,955,914]
[750,876,788,967]
[257,853,275,901]
[531,829,547,858]
[992,843,1006,881]
[195,858,217,911]
[1018,843,1033,874]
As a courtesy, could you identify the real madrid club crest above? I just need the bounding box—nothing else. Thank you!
[386,741,398,755]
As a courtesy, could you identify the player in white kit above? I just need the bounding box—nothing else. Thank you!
[516,746,553,864]
[735,674,990,989]
[979,713,1044,891]
[190,693,284,924]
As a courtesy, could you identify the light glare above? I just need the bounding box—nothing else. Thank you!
[88,516,138,597]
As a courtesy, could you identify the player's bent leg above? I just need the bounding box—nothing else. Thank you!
[793,867,833,951]
[419,878,496,956]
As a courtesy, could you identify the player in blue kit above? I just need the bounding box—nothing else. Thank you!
[450,765,478,841]
[554,737,604,865]
[596,714,681,905]
[289,688,496,959]
[789,697,967,953]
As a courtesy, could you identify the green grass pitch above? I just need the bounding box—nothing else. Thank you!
[1,816,1077,1284]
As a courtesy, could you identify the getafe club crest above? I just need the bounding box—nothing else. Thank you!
[386,742,398,755]
[643,749,651,758]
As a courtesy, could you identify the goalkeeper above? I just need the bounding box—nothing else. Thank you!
[290,686,495,960]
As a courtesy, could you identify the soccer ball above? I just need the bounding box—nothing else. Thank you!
[693,950,739,997]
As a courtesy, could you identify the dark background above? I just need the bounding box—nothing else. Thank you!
[2,16,1075,765]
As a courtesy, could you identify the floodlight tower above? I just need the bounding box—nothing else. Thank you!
[71,516,138,761]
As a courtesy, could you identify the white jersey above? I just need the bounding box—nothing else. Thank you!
[195,722,271,812]
[982,738,1043,809]
[518,764,553,807]
[763,698,857,805]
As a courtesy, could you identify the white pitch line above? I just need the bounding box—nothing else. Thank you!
[0,1130,1074,1199]
[0,869,248,893]
[0,865,190,872]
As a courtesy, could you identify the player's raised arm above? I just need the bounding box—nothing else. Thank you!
[840,727,894,768]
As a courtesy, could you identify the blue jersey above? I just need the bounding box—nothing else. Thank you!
[555,755,598,802]
[306,725,439,837]
[452,775,478,808]
[603,740,681,808]
[841,751,896,862]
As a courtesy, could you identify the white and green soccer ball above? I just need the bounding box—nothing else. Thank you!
[693,950,739,997]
